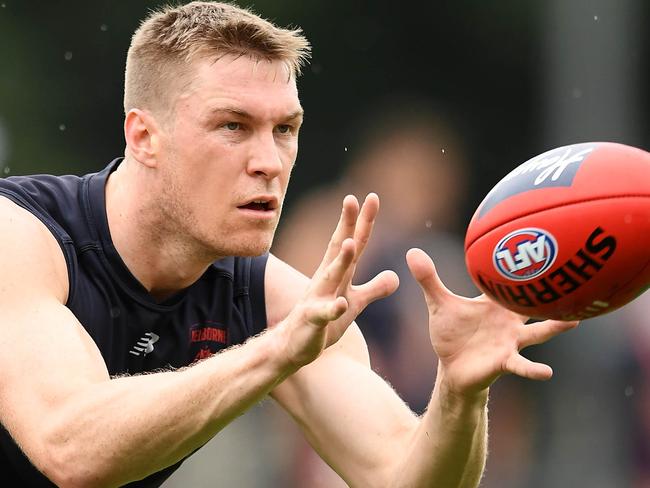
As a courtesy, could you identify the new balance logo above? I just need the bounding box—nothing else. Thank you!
[129,332,160,356]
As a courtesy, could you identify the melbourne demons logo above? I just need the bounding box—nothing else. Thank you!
[493,228,558,281]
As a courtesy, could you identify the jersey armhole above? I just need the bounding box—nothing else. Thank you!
[0,190,78,306]
[248,254,269,335]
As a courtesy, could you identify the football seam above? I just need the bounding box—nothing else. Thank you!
[466,193,650,250]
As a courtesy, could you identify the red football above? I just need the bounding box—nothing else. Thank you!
[464,142,650,320]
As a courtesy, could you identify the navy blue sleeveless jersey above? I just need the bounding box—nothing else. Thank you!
[0,159,269,486]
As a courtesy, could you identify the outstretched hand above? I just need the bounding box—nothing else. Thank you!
[406,248,578,397]
[280,194,399,368]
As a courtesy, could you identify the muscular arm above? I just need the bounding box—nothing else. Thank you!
[0,199,298,487]
[268,255,487,488]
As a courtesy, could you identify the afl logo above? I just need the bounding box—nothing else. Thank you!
[493,228,558,281]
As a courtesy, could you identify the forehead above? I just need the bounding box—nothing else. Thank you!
[175,54,301,120]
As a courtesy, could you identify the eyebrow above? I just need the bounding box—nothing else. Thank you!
[283,109,305,121]
[206,107,304,122]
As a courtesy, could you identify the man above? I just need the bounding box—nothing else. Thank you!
[0,2,576,487]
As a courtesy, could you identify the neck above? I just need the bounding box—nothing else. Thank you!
[105,159,218,301]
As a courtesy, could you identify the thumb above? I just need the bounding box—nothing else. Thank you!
[302,296,349,326]
[352,269,400,307]
[406,248,453,311]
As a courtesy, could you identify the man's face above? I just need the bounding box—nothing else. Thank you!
[156,54,303,258]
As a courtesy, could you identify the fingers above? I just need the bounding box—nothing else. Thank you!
[406,248,453,310]
[351,193,379,265]
[322,194,380,266]
[313,238,356,294]
[352,270,400,306]
[322,195,359,265]
[338,193,380,287]
[506,320,578,381]
[504,354,553,381]
[518,320,579,349]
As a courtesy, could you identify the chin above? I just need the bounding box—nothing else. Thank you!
[233,241,272,257]
[214,231,275,258]
[200,219,278,258]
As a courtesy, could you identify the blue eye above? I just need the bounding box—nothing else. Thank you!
[225,122,240,130]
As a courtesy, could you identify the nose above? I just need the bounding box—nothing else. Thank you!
[246,131,284,179]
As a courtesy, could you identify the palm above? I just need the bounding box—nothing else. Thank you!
[429,295,526,394]
[406,248,578,397]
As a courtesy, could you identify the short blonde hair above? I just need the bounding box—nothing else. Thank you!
[124,1,311,115]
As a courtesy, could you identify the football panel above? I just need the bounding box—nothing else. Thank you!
[465,143,650,249]
[465,196,650,319]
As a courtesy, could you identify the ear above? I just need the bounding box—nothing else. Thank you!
[124,108,161,168]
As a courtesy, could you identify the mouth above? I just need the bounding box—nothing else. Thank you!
[237,196,279,214]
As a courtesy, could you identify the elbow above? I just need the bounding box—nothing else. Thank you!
[37,447,104,488]
[382,418,423,488]
[31,429,116,488]
[365,419,420,488]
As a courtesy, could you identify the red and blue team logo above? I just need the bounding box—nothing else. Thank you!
[493,228,558,281]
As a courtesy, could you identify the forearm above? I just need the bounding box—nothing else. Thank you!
[41,327,293,487]
[390,370,488,488]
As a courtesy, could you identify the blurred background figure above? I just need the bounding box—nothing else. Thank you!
[274,95,474,408]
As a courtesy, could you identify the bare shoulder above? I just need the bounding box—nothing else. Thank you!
[264,253,311,328]
[0,196,109,472]
[0,196,68,303]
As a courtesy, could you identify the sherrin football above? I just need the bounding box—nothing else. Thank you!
[464,142,650,320]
